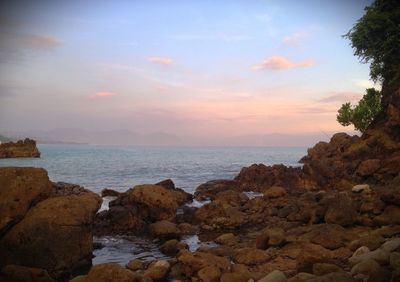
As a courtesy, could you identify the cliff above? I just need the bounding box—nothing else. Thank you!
[0,138,41,158]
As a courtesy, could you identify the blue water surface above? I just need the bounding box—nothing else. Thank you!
[0,145,307,193]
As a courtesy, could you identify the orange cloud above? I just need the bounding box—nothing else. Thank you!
[90,92,117,99]
[253,56,315,70]
[148,57,173,65]
[283,32,307,45]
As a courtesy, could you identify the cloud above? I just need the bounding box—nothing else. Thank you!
[354,79,376,89]
[318,92,362,103]
[283,32,307,45]
[148,57,173,66]
[253,56,315,70]
[90,91,117,99]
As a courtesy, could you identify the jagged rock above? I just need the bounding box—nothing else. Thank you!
[0,191,101,280]
[0,138,40,158]
[0,167,52,234]
[264,186,287,198]
[101,188,120,197]
[356,159,381,176]
[194,180,240,200]
[155,179,176,190]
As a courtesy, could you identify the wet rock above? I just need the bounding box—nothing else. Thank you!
[324,192,357,227]
[177,251,230,277]
[0,192,101,280]
[101,188,120,197]
[160,239,188,255]
[197,265,221,282]
[194,180,240,200]
[0,138,40,158]
[356,159,381,177]
[126,259,143,271]
[0,264,55,282]
[149,220,179,240]
[85,263,141,282]
[0,167,52,234]
[234,248,271,265]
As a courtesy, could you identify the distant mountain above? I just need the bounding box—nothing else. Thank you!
[5,129,358,147]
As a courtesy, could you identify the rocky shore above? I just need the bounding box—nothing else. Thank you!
[0,127,399,282]
[0,138,41,158]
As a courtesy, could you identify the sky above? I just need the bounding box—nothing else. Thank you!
[0,0,376,144]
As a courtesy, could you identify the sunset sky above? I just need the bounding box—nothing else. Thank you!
[0,0,376,144]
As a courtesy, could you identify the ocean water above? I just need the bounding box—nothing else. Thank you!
[0,144,307,194]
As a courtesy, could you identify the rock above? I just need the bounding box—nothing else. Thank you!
[144,260,170,281]
[155,179,176,190]
[0,192,101,280]
[85,263,141,282]
[177,251,230,277]
[197,265,221,282]
[234,248,271,265]
[356,159,381,176]
[126,259,143,271]
[0,264,55,282]
[0,167,52,233]
[194,180,240,200]
[287,272,316,282]
[324,192,357,227]
[352,184,371,193]
[307,272,355,282]
[373,205,400,225]
[149,220,179,240]
[349,248,390,265]
[215,233,236,245]
[264,186,287,198]
[214,190,247,207]
[257,270,287,282]
[348,234,385,251]
[350,259,382,278]
[52,182,88,196]
[69,275,87,282]
[178,223,199,235]
[294,243,333,273]
[390,252,400,270]
[381,238,400,252]
[101,188,120,197]
[312,263,342,276]
[160,239,188,255]
[381,187,400,206]
[0,138,40,158]
[220,272,252,282]
[299,224,349,250]
[256,227,285,249]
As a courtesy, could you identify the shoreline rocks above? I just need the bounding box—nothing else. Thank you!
[0,138,40,158]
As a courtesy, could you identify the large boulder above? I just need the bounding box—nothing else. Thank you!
[0,138,40,158]
[0,192,101,280]
[177,251,230,277]
[85,263,141,282]
[0,167,52,234]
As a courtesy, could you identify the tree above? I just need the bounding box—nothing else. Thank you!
[344,0,400,84]
[337,88,382,132]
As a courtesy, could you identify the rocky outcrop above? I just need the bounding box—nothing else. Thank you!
[0,167,101,281]
[0,138,40,158]
[94,181,192,236]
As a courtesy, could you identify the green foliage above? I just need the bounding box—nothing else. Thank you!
[344,0,400,83]
[337,88,382,132]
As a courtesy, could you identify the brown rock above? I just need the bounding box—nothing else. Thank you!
[312,263,343,276]
[197,265,221,282]
[220,272,252,282]
[264,186,287,198]
[324,192,357,226]
[0,264,55,282]
[215,233,237,245]
[149,220,179,240]
[299,224,350,250]
[356,159,381,177]
[155,179,176,190]
[256,227,285,249]
[160,239,188,255]
[194,180,239,200]
[101,188,120,197]
[0,138,40,158]
[0,167,52,234]
[348,234,385,251]
[177,251,230,277]
[126,259,143,271]
[0,192,101,280]
[234,248,271,265]
[144,260,170,281]
[85,263,141,282]
[373,205,400,225]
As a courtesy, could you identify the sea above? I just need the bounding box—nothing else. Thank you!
[0,144,307,265]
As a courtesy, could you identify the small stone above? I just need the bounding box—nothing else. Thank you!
[352,184,371,193]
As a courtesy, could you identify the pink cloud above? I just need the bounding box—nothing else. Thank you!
[282,32,307,45]
[318,92,362,103]
[90,91,117,99]
[253,55,315,70]
[148,57,173,65]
